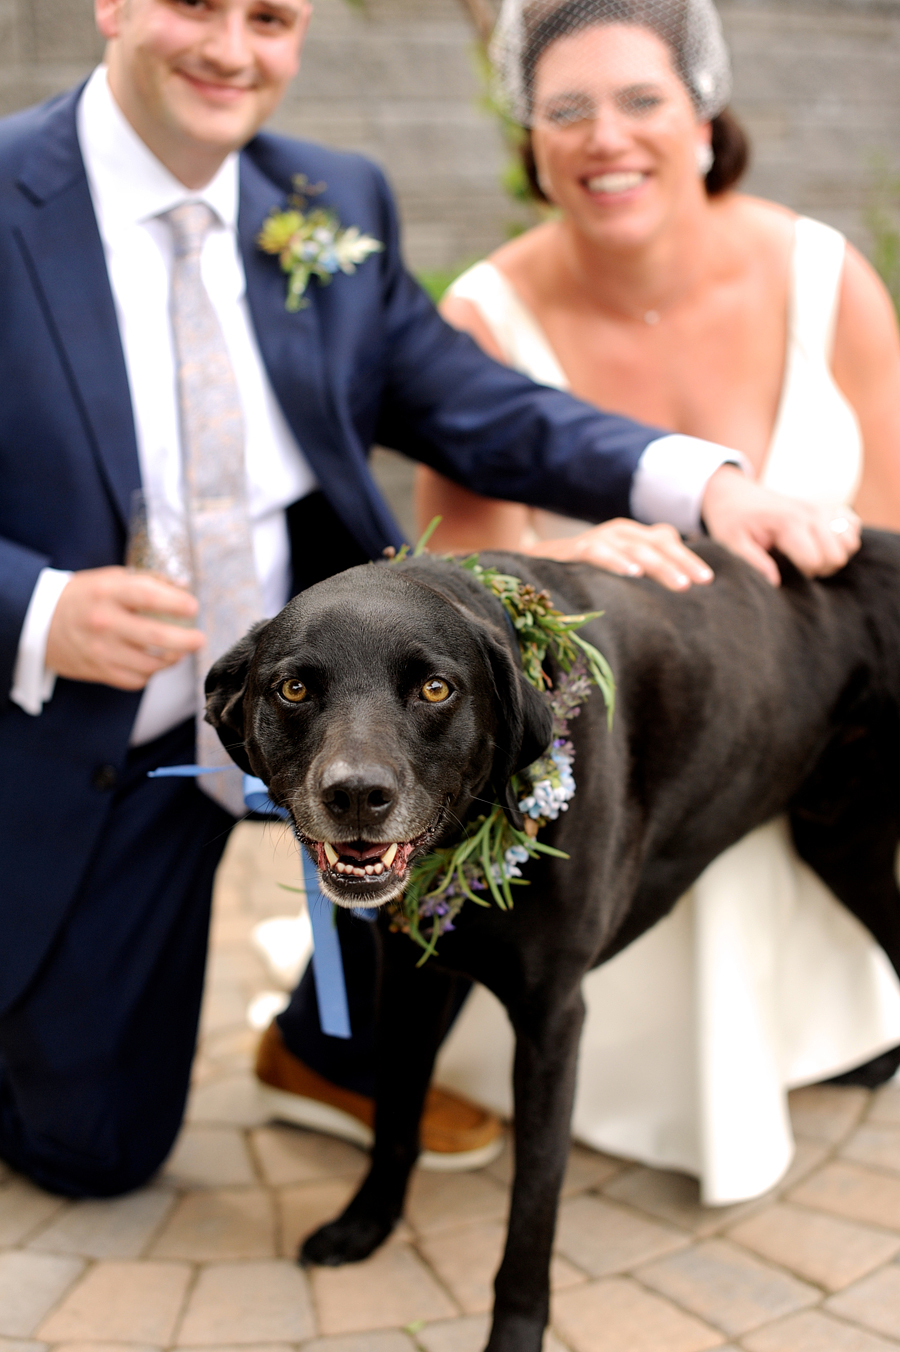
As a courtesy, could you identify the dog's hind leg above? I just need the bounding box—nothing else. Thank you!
[790,714,900,978]
[299,924,460,1267]
[792,791,900,1087]
[790,711,900,1084]
[485,982,586,1352]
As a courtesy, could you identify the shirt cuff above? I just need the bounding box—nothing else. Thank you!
[630,435,753,536]
[10,567,73,715]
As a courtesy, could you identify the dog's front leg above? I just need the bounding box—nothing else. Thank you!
[487,985,585,1352]
[300,927,458,1267]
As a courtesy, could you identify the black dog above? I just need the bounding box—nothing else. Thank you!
[207,532,900,1352]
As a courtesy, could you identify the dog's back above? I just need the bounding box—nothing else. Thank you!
[463,531,900,970]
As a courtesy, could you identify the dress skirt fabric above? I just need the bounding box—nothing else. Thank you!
[435,819,900,1203]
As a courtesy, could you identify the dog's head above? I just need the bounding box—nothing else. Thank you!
[205,560,552,908]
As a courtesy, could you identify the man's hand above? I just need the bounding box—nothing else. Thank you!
[701,466,861,586]
[524,519,714,591]
[46,567,205,690]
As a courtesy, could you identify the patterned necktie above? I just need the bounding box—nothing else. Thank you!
[163,201,263,816]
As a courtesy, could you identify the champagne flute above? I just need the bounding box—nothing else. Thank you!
[126,487,195,626]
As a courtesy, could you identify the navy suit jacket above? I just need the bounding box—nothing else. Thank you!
[0,85,661,1012]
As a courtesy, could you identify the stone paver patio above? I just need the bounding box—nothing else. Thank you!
[4,820,900,1351]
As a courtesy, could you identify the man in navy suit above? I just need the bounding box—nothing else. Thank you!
[0,0,858,1197]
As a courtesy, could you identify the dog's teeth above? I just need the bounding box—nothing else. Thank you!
[323,842,339,865]
[365,864,375,875]
[353,866,365,877]
[373,862,384,875]
[335,862,346,874]
[381,843,398,867]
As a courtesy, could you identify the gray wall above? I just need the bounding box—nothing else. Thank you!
[4,0,900,268]
[721,0,900,251]
[270,0,513,271]
[0,0,103,115]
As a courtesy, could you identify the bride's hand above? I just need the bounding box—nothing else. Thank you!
[701,466,861,586]
[522,519,714,591]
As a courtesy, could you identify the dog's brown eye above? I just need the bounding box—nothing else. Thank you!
[280,679,307,703]
[421,678,451,703]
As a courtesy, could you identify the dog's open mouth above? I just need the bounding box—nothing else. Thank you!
[302,818,441,905]
[314,837,415,880]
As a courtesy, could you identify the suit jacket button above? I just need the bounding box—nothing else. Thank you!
[91,764,118,792]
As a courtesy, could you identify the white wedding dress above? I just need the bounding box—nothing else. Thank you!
[433,217,900,1204]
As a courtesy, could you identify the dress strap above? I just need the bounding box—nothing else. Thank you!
[789,217,847,364]
[761,214,862,507]
[446,261,569,389]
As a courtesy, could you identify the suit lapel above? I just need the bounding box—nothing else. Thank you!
[238,155,337,480]
[15,89,140,531]
[238,153,404,559]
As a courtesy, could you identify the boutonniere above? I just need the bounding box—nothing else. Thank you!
[258,175,384,311]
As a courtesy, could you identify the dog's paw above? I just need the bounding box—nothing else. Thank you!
[299,1213,394,1267]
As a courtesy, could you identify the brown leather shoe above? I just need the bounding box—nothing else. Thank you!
[255,1020,504,1171]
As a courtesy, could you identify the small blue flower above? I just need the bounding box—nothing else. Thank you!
[316,245,341,273]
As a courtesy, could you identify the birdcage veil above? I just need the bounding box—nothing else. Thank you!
[490,0,732,127]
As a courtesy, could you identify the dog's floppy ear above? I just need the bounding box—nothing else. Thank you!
[483,634,554,831]
[204,620,270,776]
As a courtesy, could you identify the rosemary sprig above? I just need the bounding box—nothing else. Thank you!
[457,555,615,726]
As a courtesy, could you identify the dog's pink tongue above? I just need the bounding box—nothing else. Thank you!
[313,839,414,874]
[338,841,391,862]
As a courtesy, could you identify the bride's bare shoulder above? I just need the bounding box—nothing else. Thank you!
[487,222,560,285]
[717,193,798,249]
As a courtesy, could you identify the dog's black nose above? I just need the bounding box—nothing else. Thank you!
[319,760,398,825]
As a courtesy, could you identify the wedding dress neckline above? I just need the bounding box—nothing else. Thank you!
[449,215,863,512]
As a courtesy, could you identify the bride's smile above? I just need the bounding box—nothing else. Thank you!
[583,170,649,197]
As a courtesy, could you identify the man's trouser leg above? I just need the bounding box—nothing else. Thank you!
[276,909,471,1099]
[277,908,383,1097]
[0,720,234,1197]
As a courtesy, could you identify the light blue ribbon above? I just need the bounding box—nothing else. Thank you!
[150,764,371,1039]
[147,764,227,777]
[300,847,352,1039]
[242,773,355,1039]
[241,773,290,820]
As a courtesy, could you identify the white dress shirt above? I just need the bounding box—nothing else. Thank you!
[11,65,318,742]
[631,435,749,532]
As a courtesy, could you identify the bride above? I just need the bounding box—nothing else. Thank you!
[422,0,900,1203]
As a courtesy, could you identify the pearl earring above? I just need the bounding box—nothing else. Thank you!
[696,142,714,178]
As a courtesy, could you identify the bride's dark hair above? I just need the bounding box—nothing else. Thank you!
[520,105,749,199]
